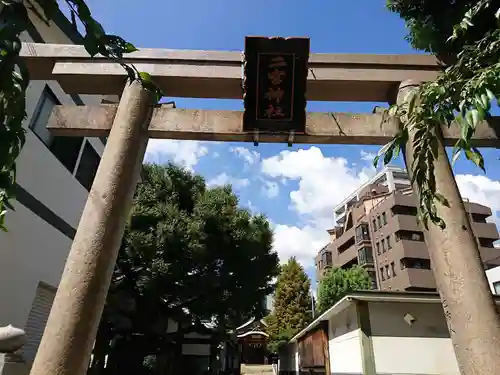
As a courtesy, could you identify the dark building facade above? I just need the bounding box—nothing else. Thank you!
[315,167,500,292]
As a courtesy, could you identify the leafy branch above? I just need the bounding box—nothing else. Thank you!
[0,0,162,231]
[375,0,500,229]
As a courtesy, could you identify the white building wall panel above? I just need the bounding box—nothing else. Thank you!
[0,202,71,328]
[372,336,460,375]
[486,266,500,294]
[328,329,363,374]
[368,301,460,375]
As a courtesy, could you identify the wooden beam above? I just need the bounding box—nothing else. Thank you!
[21,43,443,101]
[48,105,500,147]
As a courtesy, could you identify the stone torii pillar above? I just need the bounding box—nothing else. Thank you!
[398,80,500,375]
[29,79,156,375]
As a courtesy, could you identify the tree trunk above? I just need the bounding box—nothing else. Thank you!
[398,79,500,375]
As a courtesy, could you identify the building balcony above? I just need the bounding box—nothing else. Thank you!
[381,267,436,291]
[335,247,358,269]
[472,222,499,240]
[388,239,429,261]
[465,201,493,216]
[394,214,420,232]
[405,268,436,289]
[479,246,500,266]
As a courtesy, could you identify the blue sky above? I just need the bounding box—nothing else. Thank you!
[79,0,500,286]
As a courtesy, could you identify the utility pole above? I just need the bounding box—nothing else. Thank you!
[311,289,316,318]
[398,79,500,375]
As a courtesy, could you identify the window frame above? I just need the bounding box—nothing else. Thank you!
[29,85,86,175]
[494,281,500,295]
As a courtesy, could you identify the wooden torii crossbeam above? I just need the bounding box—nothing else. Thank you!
[22,42,441,100]
[22,42,500,375]
[21,43,499,146]
[48,105,500,147]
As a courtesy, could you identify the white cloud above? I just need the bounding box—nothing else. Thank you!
[245,200,258,213]
[230,146,260,166]
[262,180,279,199]
[262,147,375,226]
[360,150,376,162]
[262,147,376,266]
[272,224,328,268]
[212,152,220,159]
[207,172,250,190]
[145,140,208,171]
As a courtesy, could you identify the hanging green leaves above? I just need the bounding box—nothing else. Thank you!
[377,0,500,229]
[0,0,163,231]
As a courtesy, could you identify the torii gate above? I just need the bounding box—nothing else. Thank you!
[21,41,500,375]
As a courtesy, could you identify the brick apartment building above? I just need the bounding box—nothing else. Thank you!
[315,166,500,292]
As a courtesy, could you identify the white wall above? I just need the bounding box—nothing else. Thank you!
[368,301,460,375]
[0,202,72,328]
[327,305,363,375]
[486,266,500,294]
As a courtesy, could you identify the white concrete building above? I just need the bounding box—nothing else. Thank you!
[279,291,500,375]
[0,5,112,364]
[333,166,410,226]
[486,265,500,295]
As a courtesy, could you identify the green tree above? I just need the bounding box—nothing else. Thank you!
[387,0,496,61]
[266,258,312,353]
[89,163,279,375]
[0,1,160,231]
[316,266,371,314]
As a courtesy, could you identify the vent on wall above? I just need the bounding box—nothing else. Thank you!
[22,282,56,363]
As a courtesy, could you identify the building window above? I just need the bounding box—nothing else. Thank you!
[479,237,495,248]
[372,219,377,231]
[358,247,374,266]
[30,86,85,174]
[75,141,100,190]
[382,212,387,225]
[376,242,381,255]
[321,251,332,266]
[396,230,425,242]
[386,235,392,249]
[355,224,370,243]
[368,271,378,289]
[411,232,423,241]
[391,261,396,276]
[400,257,431,270]
[494,282,500,295]
[377,215,382,228]
[380,267,385,281]
[385,265,390,278]
[381,238,386,253]
[392,205,417,216]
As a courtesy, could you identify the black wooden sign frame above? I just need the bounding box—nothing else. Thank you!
[243,36,310,134]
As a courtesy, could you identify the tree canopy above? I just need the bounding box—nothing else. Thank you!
[387,0,497,59]
[377,0,500,228]
[266,258,312,353]
[90,163,279,374]
[316,266,372,314]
